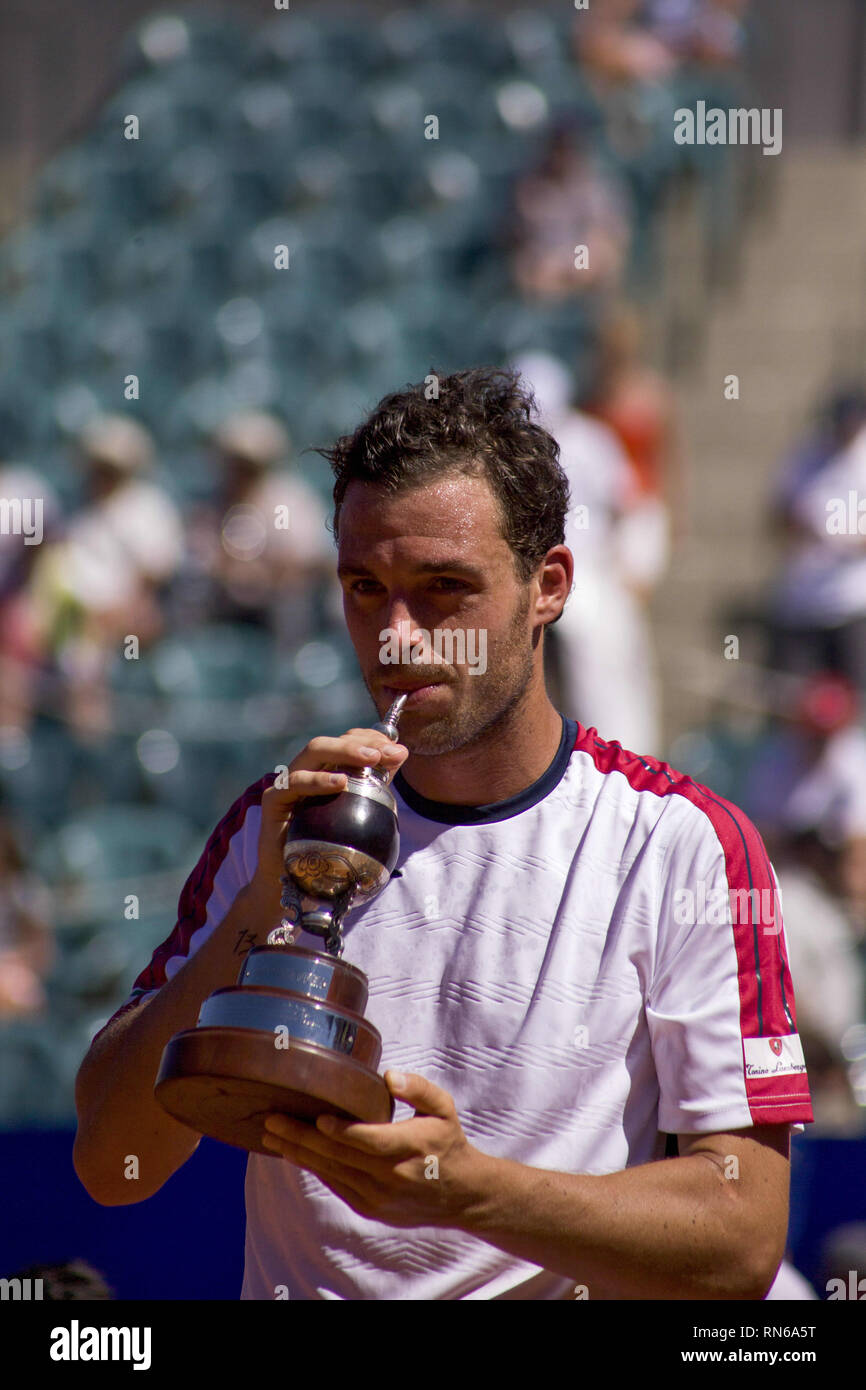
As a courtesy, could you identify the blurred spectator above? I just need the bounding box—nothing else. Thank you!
[773,832,864,1126]
[0,465,60,731]
[509,116,631,301]
[771,386,866,533]
[646,0,750,68]
[581,299,683,561]
[0,813,54,1020]
[29,416,184,736]
[576,0,748,82]
[576,0,679,85]
[178,411,337,648]
[745,674,866,935]
[769,418,866,691]
[514,350,662,752]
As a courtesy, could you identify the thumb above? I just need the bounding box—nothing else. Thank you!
[385,1070,455,1119]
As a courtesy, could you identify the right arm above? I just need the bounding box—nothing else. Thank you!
[72,727,408,1206]
[73,876,282,1205]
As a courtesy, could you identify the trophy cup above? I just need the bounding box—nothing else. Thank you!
[154,694,408,1154]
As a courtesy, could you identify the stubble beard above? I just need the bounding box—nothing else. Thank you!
[372,588,535,757]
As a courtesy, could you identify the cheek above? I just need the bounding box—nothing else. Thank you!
[343,604,378,656]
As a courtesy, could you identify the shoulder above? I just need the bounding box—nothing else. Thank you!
[569,723,769,864]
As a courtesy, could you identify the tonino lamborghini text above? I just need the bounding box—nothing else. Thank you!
[49,1321,151,1371]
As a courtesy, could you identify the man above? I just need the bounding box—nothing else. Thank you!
[74,366,812,1299]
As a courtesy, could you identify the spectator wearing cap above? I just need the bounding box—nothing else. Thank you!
[181,411,336,648]
[29,415,183,735]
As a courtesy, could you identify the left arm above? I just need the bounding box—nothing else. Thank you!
[261,1072,790,1300]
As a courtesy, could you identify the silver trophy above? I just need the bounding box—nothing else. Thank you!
[155,696,408,1151]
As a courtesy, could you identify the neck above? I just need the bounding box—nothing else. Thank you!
[399,681,564,806]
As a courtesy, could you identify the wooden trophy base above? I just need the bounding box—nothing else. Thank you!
[155,1025,394,1155]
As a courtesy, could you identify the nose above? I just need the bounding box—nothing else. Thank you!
[381,600,424,647]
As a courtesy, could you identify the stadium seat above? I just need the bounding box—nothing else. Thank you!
[0,721,76,829]
[35,803,198,887]
[247,14,327,74]
[0,1018,72,1123]
[150,623,277,703]
[123,10,250,76]
[503,11,565,71]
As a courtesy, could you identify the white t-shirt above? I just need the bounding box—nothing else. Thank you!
[99,717,814,1300]
[62,480,184,609]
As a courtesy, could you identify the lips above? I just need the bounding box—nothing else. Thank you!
[381,681,449,706]
[381,681,445,693]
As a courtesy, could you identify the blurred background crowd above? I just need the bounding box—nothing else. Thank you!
[0,0,865,1297]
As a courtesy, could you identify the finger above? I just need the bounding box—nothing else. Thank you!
[261,1131,380,1207]
[386,1071,458,1120]
[307,732,407,769]
[264,771,348,809]
[265,741,406,797]
[314,1112,429,1159]
[263,1114,390,1174]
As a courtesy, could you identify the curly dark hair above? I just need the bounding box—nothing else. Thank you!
[316,365,570,583]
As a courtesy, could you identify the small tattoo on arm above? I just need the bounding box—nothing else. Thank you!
[234,929,259,956]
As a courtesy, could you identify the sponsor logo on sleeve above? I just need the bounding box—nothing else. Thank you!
[743,1034,806,1079]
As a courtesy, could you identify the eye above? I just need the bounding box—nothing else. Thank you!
[348,579,382,594]
[429,577,468,591]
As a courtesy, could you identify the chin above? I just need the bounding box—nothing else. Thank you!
[401,710,483,757]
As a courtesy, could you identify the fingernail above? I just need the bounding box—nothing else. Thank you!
[328,773,346,785]
[388,1070,407,1089]
[359,745,380,759]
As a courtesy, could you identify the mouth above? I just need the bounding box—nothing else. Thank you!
[381,682,450,707]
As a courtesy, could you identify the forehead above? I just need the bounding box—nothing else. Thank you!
[337,473,510,564]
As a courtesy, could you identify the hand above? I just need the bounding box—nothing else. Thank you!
[253,727,409,884]
[260,1071,492,1230]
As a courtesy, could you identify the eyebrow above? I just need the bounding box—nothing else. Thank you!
[337,560,487,581]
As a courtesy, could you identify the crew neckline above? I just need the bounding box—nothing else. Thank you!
[393,715,577,825]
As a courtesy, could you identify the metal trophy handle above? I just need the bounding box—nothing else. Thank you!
[154,696,408,1152]
[273,692,408,956]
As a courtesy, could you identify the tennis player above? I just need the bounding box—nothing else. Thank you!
[74,366,813,1300]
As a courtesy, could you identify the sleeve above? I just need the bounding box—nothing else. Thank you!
[646,792,814,1135]
[89,773,275,1046]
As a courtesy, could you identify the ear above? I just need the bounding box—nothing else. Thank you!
[533,545,573,627]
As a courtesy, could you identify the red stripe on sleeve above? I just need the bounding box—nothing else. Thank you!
[573,725,813,1125]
